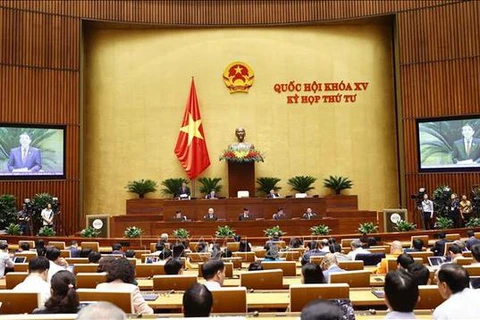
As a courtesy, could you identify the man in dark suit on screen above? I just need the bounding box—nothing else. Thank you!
[452,124,480,164]
[7,133,42,172]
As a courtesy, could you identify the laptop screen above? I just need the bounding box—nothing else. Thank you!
[428,256,446,267]
[13,256,26,263]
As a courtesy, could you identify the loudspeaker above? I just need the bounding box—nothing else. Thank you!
[383,209,408,232]
[85,214,110,238]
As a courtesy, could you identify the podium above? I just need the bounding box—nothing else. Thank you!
[85,214,111,238]
[228,161,255,197]
[382,209,408,232]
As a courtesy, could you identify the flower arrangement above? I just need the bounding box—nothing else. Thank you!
[219,146,264,163]
[124,226,144,238]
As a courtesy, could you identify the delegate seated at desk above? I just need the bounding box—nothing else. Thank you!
[205,190,218,200]
[272,208,287,220]
[238,208,253,221]
[177,182,191,200]
[203,208,218,221]
[267,189,281,199]
[302,207,317,220]
[172,210,187,222]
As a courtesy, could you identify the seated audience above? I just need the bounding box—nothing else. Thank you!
[328,243,350,262]
[289,237,303,249]
[68,241,81,258]
[79,248,92,258]
[97,256,116,273]
[172,243,186,259]
[111,243,123,255]
[248,261,264,271]
[321,253,345,282]
[158,233,170,249]
[375,241,403,274]
[33,270,79,314]
[447,243,464,263]
[183,283,213,317]
[46,246,68,282]
[301,240,327,265]
[302,207,317,220]
[238,207,253,221]
[173,210,187,221]
[96,258,154,314]
[471,243,480,265]
[221,248,232,258]
[203,207,218,221]
[196,241,209,253]
[404,238,424,253]
[205,190,218,200]
[239,240,252,252]
[407,263,430,285]
[431,232,449,256]
[433,264,480,319]
[13,256,51,305]
[159,248,172,261]
[125,250,135,258]
[164,258,184,275]
[346,239,371,261]
[264,244,280,261]
[76,301,127,320]
[36,239,46,257]
[300,299,344,320]
[384,270,419,319]
[396,253,415,270]
[16,242,30,253]
[465,230,480,250]
[302,262,326,284]
[202,259,225,290]
[88,251,101,263]
[0,242,14,277]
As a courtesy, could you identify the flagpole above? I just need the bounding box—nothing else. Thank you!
[191,179,195,198]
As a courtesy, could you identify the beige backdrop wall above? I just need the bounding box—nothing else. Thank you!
[83,20,398,216]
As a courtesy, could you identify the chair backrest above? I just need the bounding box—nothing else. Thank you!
[355,253,385,265]
[445,233,460,241]
[411,235,429,248]
[60,249,72,258]
[289,283,350,312]
[254,249,266,258]
[329,270,371,287]
[386,258,422,273]
[5,272,28,289]
[338,260,364,271]
[368,247,386,254]
[186,252,211,262]
[0,290,41,314]
[134,249,152,259]
[270,241,286,249]
[278,251,301,261]
[416,285,446,309]
[77,289,134,313]
[18,240,36,249]
[309,256,325,265]
[409,251,433,264]
[463,251,472,258]
[48,241,66,250]
[135,263,166,277]
[73,263,99,274]
[13,263,28,272]
[198,262,233,278]
[222,256,242,268]
[233,251,256,262]
[80,241,100,252]
[240,269,284,290]
[209,287,247,313]
[76,272,107,288]
[149,243,157,252]
[152,275,197,290]
[14,251,38,262]
[340,239,355,248]
[127,257,137,266]
[261,261,297,276]
[464,265,480,276]
[227,242,240,252]
[456,257,473,266]
[65,257,89,265]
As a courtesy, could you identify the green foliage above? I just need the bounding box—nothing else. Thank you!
[172,228,190,239]
[161,178,188,198]
[287,175,317,193]
[310,224,331,235]
[124,226,143,238]
[31,193,54,227]
[394,220,417,232]
[263,225,286,237]
[215,225,236,238]
[5,223,22,235]
[0,194,17,229]
[323,175,353,195]
[125,179,158,198]
[80,226,100,238]
[435,216,454,229]
[465,217,480,228]
[256,177,281,196]
[38,226,56,237]
[0,127,60,171]
[432,185,452,217]
[358,222,378,234]
[197,177,222,195]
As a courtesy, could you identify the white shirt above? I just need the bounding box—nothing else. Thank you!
[13,273,51,306]
[433,288,480,320]
[385,311,416,319]
[422,199,434,213]
[41,208,53,226]
[347,248,371,261]
[0,250,14,277]
[97,280,153,315]
[203,280,221,291]
[47,260,66,282]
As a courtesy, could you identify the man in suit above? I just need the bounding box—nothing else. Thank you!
[205,190,218,199]
[272,208,286,220]
[302,207,317,220]
[7,133,42,172]
[203,207,218,221]
[267,189,281,199]
[430,232,449,256]
[238,208,253,221]
[173,210,187,221]
[177,182,191,199]
[452,124,480,164]
[465,230,480,250]
[321,253,345,282]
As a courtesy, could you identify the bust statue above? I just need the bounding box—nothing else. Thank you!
[230,127,254,151]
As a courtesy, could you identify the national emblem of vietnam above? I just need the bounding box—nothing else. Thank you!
[222,62,254,93]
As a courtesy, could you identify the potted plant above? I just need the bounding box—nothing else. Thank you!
[323,175,353,195]
[263,225,286,237]
[5,223,22,235]
[256,177,281,196]
[310,224,331,235]
[287,175,317,194]
[124,226,144,238]
[358,222,378,234]
[466,217,480,228]
[80,226,100,238]
[197,177,222,196]
[435,216,453,229]
[0,194,17,230]
[394,220,416,232]
[161,178,188,198]
[215,225,236,238]
[172,228,190,240]
[125,179,158,199]
[38,226,56,237]
[432,185,452,217]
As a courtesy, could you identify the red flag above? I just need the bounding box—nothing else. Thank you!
[174,78,211,179]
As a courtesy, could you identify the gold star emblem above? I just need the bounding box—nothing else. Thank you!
[234,65,243,74]
[180,113,204,145]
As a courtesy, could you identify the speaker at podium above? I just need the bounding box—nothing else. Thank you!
[383,209,408,232]
[85,214,111,238]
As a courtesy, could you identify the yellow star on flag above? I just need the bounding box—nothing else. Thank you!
[180,113,204,145]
